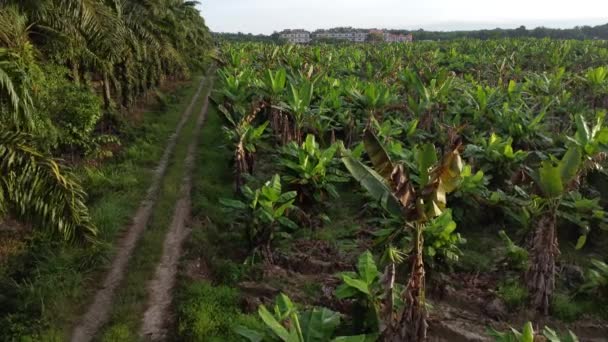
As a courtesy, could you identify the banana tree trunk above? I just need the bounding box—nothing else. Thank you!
[346,119,355,148]
[281,113,291,145]
[294,125,302,145]
[270,107,280,133]
[526,209,559,315]
[390,224,427,342]
[380,261,396,336]
[246,152,255,174]
[235,141,248,193]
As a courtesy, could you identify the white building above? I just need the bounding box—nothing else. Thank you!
[313,30,368,42]
[278,28,413,44]
[279,30,311,44]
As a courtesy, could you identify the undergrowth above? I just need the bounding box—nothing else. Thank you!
[175,104,260,341]
[0,78,202,340]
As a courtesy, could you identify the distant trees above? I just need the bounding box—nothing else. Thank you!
[366,31,385,43]
[403,23,608,41]
[214,32,282,43]
[216,23,608,44]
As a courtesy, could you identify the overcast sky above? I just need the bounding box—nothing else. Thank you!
[197,0,607,34]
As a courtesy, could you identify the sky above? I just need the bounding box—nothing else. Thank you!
[197,0,608,34]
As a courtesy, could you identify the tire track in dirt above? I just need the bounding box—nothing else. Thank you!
[70,78,207,342]
[139,74,214,341]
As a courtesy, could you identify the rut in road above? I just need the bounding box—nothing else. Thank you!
[70,78,207,342]
[139,74,214,341]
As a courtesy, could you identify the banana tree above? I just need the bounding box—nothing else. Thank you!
[400,69,455,131]
[463,133,529,185]
[526,147,582,314]
[279,134,348,206]
[567,112,608,171]
[257,68,290,142]
[348,82,394,128]
[464,84,501,122]
[233,122,269,192]
[315,78,343,145]
[282,78,315,144]
[489,321,579,342]
[216,68,253,116]
[584,66,608,109]
[223,46,247,68]
[236,293,376,342]
[341,130,464,341]
[335,250,405,335]
[217,98,268,192]
[220,174,298,264]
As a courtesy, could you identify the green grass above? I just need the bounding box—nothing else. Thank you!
[497,279,528,310]
[176,283,263,342]
[175,104,261,341]
[312,188,367,255]
[551,293,593,322]
[0,78,203,341]
[97,79,211,341]
[457,230,502,273]
[191,105,234,223]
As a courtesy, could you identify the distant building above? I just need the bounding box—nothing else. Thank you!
[370,29,413,43]
[278,28,413,44]
[279,29,311,44]
[313,29,368,42]
[385,32,413,43]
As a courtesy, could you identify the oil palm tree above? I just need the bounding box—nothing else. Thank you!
[0,24,96,240]
[0,131,96,241]
[0,0,214,241]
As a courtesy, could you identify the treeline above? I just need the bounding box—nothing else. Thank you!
[216,23,608,43]
[0,0,212,240]
[391,23,608,41]
[214,32,281,43]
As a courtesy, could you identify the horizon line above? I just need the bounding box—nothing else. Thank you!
[206,18,608,35]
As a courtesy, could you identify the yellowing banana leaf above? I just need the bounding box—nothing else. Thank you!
[435,148,463,194]
[363,130,394,180]
[390,164,416,209]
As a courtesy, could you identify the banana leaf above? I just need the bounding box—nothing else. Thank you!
[342,154,402,218]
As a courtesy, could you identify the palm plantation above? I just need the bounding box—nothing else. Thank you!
[0,0,212,239]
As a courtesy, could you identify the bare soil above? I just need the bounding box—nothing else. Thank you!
[231,237,608,342]
[139,75,214,341]
[70,78,206,342]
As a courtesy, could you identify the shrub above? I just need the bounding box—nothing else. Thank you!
[38,64,104,156]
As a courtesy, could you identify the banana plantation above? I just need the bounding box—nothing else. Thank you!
[200,40,608,341]
[1,1,608,340]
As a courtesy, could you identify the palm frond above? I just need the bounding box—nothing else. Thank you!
[0,130,97,242]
